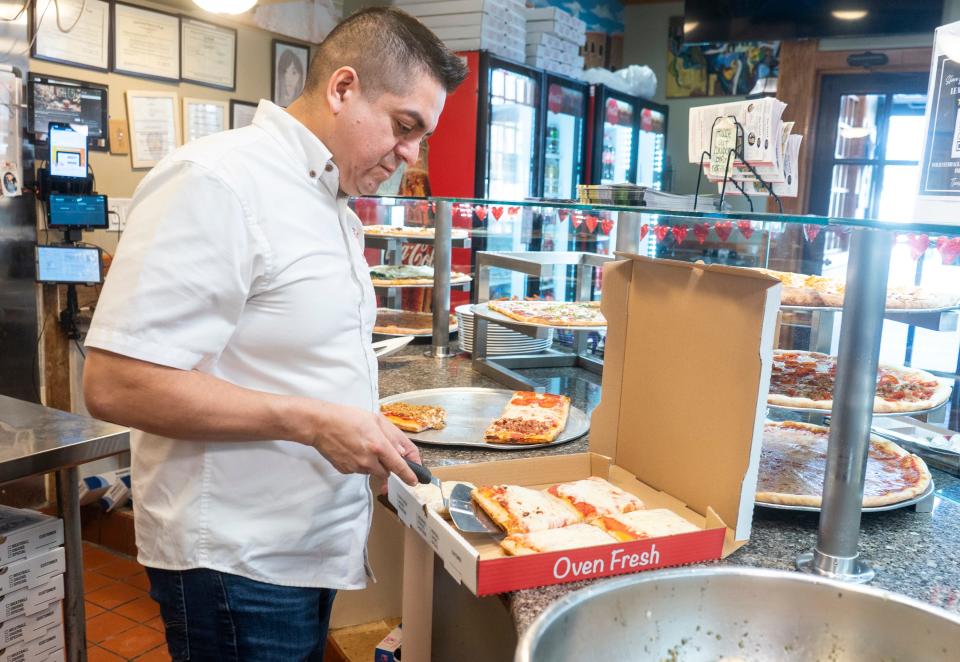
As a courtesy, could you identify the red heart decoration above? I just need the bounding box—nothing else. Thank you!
[714,221,733,243]
[671,224,689,244]
[803,224,821,242]
[558,209,569,221]
[491,206,504,221]
[507,206,520,215]
[600,218,614,235]
[585,215,599,233]
[571,213,584,229]
[474,206,488,221]
[693,223,710,244]
[908,233,930,260]
[936,236,960,264]
[737,220,754,240]
[653,225,670,242]
[640,224,650,240]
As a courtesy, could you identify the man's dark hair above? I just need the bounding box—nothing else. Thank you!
[304,7,468,97]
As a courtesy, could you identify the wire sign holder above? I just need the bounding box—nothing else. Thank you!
[694,115,784,214]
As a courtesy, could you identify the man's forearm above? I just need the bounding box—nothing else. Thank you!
[83,348,314,443]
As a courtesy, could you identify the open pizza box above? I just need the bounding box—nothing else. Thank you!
[388,255,782,596]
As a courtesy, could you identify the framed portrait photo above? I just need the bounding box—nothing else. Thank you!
[272,40,310,108]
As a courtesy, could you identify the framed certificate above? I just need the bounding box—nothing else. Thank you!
[113,2,180,82]
[180,18,237,91]
[230,100,258,129]
[31,0,110,71]
[126,90,180,168]
[183,98,227,142]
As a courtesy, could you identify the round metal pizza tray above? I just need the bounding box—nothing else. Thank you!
[378,387,589,450]
[766,397,949,418]
[471,303,607,332]
[781,305,959,314]
[373,309,458,338]
[756,480,935,513]
[372,278,472,289]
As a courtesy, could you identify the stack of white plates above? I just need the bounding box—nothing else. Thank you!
[456,304,553,356]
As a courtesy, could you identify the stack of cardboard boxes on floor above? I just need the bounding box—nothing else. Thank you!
[0,507,65,662]
[525,6,585,78]
[391,0,527,62]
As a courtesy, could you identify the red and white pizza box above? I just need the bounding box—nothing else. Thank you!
[388,256,781,595]
[0,624,63,662]
[0,575,64,622]
[0,508,63,568]
[0,601,62,649]
[0,548,65,599]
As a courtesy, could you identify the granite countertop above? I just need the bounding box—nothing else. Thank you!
[378,344,960,633]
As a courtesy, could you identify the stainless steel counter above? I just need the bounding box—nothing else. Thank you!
[0,395,130,662]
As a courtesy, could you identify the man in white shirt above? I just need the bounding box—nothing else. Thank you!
[82,8,467,660]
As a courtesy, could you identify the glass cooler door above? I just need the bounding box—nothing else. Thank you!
[543,79,586,200]
[485,63,540,199]
[600,95,636,185]
[635,104,667,190]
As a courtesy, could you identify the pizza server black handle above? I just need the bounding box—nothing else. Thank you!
[404,458,433,485]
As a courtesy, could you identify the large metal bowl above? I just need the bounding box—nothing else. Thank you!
[516,567,960,661]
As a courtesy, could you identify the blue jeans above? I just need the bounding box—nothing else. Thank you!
[146,567,337,662]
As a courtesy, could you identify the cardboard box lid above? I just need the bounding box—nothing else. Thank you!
[592,255,781,542]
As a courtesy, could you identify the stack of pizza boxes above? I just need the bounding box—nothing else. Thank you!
[0,506,66,662]
[389,255,781,595]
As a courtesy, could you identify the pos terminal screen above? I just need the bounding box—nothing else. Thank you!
[49,124,88,179]
[35,245,102,284]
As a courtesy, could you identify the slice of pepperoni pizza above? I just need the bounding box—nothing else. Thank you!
[484,391,571,444]
[471,484,583,534]
[546,477,644,520]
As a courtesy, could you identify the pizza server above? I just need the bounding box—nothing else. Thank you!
[403,459,500,535]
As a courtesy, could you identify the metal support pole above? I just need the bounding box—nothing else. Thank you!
[797,228,893,583]
[430,201,454,358]
[616,211,642,255]
[57,466,87,662]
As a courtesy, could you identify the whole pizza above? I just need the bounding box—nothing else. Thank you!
[757,421,931,508]
[487,300,606,327]
[769,350,951,414]
[374,308,457,336]
[369,265,472,287]
[364,225,469,240]
[756,267,960,310]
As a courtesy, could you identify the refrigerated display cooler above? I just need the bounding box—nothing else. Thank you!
[541,75,589,201]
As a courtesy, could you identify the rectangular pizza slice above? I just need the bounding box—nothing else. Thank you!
[591,509,700,542]
[484,391,571,444]
[500,523,617,556]
[547,477,645,520]
[471,485,583,534]
[380,402,446,433]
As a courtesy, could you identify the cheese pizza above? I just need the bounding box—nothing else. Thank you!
[374,308,457,336]
[547,477,645,519]
[769,350,951,414]
[592,509,700,542]
[484,391,571,444]
[369,265,472,287]
[380,402,446,433]
[487,300,606,327]
[500,523,617,556]
[471,485,582,534]
[756,421,931,508]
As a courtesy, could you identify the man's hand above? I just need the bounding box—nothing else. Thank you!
[298,402,419,485]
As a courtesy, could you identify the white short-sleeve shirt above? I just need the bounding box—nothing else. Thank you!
[86,101,378,589]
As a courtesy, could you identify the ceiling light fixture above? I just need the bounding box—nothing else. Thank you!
[193,0,258,15]
[832,9,869,21]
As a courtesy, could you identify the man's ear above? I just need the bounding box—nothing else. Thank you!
[327,66,361,115]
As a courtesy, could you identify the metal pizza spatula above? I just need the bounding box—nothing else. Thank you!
[401,460,501,536]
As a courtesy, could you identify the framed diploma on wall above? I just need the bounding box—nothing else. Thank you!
[126,90,180,168]
[180,18,237,91]
[182,98,227,142]
[113,2,180,82]
[31,0,111,71]
[230,100,257,129]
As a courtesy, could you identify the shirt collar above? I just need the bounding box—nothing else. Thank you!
[251,100,337,184]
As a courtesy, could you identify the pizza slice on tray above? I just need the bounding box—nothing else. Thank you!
[500,523,617,556]
[591,509,700,542]
[380,402,446,433]
[487,300,606,327]
[471,485,583,534]
[484,391,571,444]
[547,476,645,520]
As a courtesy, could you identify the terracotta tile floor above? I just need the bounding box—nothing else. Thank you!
[82,542,170,662]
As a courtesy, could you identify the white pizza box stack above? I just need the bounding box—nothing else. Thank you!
[0,601,62,650]
[0,623,63,662]
[0,575,64,623]
[0,507,63,567]
[391,0,527,61]
[0,548,65,600]
[389,256,781,595]
[525,6,585,78]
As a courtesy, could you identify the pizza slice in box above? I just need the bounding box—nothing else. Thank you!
[500,523,617,556]
[484,391,571,444]
[592,509,700,542]
[472,485,583,535]
[547,476,644,520]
